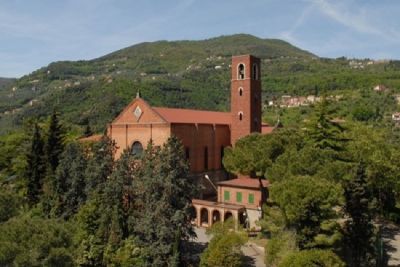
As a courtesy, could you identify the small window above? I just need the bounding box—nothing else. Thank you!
[239,112,243,121]
[224,190,230,201]
[239,87,243,96]
[185,147,190,160]
[236,192,242,203]
[204,147,208,170]
[131,141,143,157]
[248,193,254,204]
[238,64,245,80]
[252,63,259,80]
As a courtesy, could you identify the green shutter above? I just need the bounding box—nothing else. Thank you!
[224,191,230,201]
[248,193,254,204]
[236,192,242,203]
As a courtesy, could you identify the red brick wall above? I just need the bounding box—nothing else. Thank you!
[171,124,230,173]
[108,98,171,158]
[230,55,262,145]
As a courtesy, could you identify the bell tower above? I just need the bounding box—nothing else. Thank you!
[230,55,262,145]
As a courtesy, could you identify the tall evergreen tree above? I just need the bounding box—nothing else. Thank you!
[134,137,198,266]
[45,110,64,173]
[85,135,115,196]
[344,163,376,267]
[25,123,45,206]
[306,99,346,153]
[54,142,87,219]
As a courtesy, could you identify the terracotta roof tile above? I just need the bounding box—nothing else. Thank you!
[153,107,231,125]
[79,134,103,142]
[218,177,269,189]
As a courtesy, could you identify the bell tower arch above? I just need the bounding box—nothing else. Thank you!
[230,55,262,145]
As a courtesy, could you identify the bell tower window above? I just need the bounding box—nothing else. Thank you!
[238,112,243,121]
[238,64,245,80]
[239,87,243,96]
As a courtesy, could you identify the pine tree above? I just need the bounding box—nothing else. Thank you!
[344,163,376,267]
[25,123,45,206]
[45,110,64,173]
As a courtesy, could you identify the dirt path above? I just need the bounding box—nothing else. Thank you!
[382,223,400,266]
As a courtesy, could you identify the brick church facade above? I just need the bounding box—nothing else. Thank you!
[108,55,263,164]
[107,55,270,227]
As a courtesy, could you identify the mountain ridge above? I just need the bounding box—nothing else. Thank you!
[0,34,399,135]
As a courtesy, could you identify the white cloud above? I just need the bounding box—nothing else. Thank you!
[311,0,400,42]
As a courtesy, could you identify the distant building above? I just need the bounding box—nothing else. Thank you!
[392,112,400,122]
[374,84,387,92]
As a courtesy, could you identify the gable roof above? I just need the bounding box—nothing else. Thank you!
[218,177,269,189]
[112,97,167,124]
[153,107,231,125]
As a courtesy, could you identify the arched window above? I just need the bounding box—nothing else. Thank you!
[252,63,259,80]
[239,87,243,96]
[238,64,245,80]
[238,112,243,121]
[131,141,143,157]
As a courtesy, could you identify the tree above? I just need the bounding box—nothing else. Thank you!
[265,230,297,267]
[200,220,247,267]
[270,176,343,249]
[279,249,345,267]
[306,99,347,153]
[53,142,87,219]
[85,135,116,197]
[223,129,300,178]
[134,137,198,266]
[45,110,65,173]
[344,163,377,267]
[0,217,75,267]
[25,123,45,206]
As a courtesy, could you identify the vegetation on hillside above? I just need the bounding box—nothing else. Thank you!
[1,34,400,136]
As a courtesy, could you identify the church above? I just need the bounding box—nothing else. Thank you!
[107,55,271,228]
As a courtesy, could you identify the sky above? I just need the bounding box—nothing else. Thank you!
[1,0,400,78]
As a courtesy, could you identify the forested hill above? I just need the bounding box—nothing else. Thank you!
[0,78,16,90]
[1,33,400,134]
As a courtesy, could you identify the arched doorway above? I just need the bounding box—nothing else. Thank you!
[200,208,209,226]
[212,210,221,224]
[224,211,233,222]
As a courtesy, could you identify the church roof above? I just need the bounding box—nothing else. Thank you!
[153,107,231,125]
[218,177,269,189]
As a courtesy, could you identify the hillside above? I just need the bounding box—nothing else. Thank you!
[0,78,16,89]
[1,34,400,134]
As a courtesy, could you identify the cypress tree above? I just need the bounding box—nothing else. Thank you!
[134,137,198,266]
[85,135,116,196]
[25,123,45,206]
[344,163,376,267]
[46,110,64,173]
[54,142,87,219]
